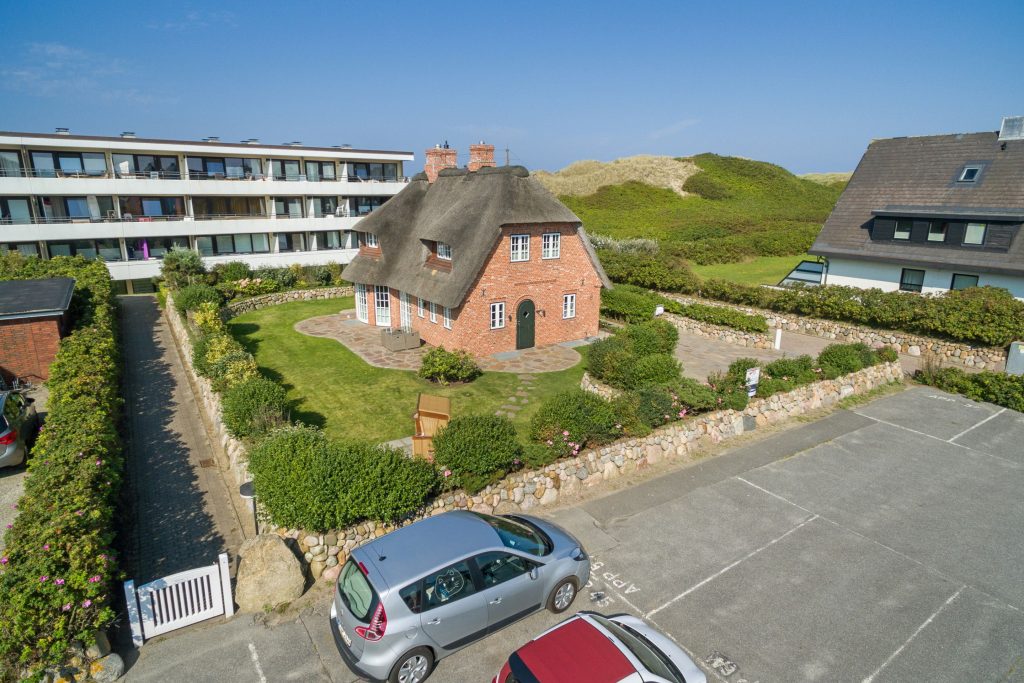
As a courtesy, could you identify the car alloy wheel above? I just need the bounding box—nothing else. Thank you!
[554,582,575,611]
[398,654,430,683]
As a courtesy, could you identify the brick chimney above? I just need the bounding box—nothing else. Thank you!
[468,142,496,172]
[424,143,457,182]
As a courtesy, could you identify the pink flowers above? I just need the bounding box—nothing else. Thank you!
[88,575,102,583]
[0,556,8,565]
[678,409,688,418]
[562,430,570,436]
[74,510,84,516]
[95,459,103,466]
[43,544,50,551]
[546,440,553,446]
[442,469,452,478]
[62,603,72,612]
[39,576,49,583]
[55,578,65,586]
[81,599,92,608]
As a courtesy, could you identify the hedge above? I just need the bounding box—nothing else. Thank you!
[433,416,523,493]
[247,426,437,530]
[601,285,767,333]
[663,300,768,334]
[0,256,122,677]
[221,376,291,439]
[587,320,683,391]
[915,367,1024,412]
[419,347,482,385]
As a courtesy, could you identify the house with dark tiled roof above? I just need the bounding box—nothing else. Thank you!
[806,116,1024,299]
[0,277,74,382]
[341,143,611,356]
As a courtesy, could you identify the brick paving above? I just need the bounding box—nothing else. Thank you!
[121,296,245,585]
[295,310,585,374]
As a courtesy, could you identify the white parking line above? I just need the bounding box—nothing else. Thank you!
[736,476,814,514]
[854,411,1021,467]
[948,408,1006,443]
[862,585,965,683]
[645,515,818,618]
[248,642,267,683]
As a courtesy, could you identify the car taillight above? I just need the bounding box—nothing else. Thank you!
[0,430,15,446]
[355,602,387,641]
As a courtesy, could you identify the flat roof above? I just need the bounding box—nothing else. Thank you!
[0,130,414,160]
[0,278,75,320]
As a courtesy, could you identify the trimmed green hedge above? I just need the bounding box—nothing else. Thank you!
[419,347,482,385]
[663,300,768,333]
[915,367,1024,412]
[247,426,437,529]
[433,416,523,493]
[0,256,122,677]
[222,376,290,439]
[601,285,767,333]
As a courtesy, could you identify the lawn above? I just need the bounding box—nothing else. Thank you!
[227,298,586,444]
[691,254,811,286]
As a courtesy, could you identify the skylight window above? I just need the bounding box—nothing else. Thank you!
[958,166,981,183]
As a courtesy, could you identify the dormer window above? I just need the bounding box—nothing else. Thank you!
[958,166,981,183]
[436,242,452,260]
[963,223,986,245]
[365,232,379,248]
[893,219,912,240]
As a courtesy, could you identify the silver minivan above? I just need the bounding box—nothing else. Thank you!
[330,510,590,683]
[0,391,37,469]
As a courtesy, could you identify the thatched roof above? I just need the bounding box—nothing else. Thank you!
[342,165,611,308]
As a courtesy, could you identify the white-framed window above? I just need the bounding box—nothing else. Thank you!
[399,291,411,329]
[364,232,379,248]
[443,306,452,329]
[542,232,561,259]
[355,283,368,323]
[417,297,425,318]
[562,293,576,319]
[436,241,452,260]
[510,234,530,262]
[893,219,911,240]
[927,223,946,242]
[429,302,437,323]
[490,302,505,329]
[374,285,391,326]
[963,222,986,245]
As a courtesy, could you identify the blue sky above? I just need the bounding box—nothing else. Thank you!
[3,0,1022,174]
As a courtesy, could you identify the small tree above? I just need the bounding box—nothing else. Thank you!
[161,246,205,290]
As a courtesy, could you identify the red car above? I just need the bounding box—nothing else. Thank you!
[493,612,706,683]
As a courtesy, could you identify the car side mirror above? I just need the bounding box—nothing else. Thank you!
[529,567,539,581]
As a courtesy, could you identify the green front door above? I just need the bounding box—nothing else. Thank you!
[516,299,535,350]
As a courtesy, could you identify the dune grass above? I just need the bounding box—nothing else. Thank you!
[534,155,698,197]
[227,298,585,443]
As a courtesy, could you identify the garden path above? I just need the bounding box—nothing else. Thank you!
[295,310,588,374]
[120,296,245,585]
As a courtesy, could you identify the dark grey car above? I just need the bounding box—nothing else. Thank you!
[330,510,590,683]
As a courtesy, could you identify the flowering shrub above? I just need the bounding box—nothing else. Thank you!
[531,389,621,459]
[915,366,1024,412]
[433,416,523,494]
[0,256,122,677]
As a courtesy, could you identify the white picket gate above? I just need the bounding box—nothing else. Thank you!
[124,553,233,646]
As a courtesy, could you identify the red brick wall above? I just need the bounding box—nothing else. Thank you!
[401,224,603,356]
[0,316,62,382]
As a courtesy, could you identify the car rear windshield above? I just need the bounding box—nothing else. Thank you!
[592,615,684,683]
[470,512,551,556]
[338,559,379,623]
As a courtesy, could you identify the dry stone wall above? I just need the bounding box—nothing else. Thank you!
[224,286,353,318]
[662,293,1007,369]
[663,311,773,349]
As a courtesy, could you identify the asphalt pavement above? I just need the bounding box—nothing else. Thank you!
[123,386,1024,683]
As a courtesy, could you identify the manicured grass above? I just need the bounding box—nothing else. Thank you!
[691,254,811,286]
[228,298,586,443]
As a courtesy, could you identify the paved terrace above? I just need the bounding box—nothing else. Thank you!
[295,310,590,374]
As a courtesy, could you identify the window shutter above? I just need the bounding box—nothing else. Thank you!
[986,224,1014,249]
[872,218,896,240]
[910,220,931,243]
[946,222,966,244]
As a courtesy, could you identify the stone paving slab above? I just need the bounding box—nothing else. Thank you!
[295,310,582,374]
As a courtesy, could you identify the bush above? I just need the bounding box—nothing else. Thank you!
[160,246,205,289]
[683,172,734,200]
[531,389,621,458]
[817,343,871,378]
[433,416,523,493]
[0,258,121,677]
[624,319,678,355]
[598,251,701,293]
[877,347,899,363]
[248,425,437,530]
[221,377,290,439]
[174,283,223,316]
[672,377,719,412]
[213,261,251,283]
[630,385,679,427]
[192,301,225,335]
[254,266,297,289]
[419,347,481,385]
[600,284,662,323]
[915,367,1024,412]
[619,353,682,390]
[586,335,633,383]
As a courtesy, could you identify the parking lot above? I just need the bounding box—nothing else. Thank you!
[429,386,1024,682]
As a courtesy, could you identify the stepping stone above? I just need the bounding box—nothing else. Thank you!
[507,396,517,404]
[516,390,529,398]
[501,405,519,413]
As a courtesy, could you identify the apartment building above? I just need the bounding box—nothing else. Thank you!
[0,130,413,292]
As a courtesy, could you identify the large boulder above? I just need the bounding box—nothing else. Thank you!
[235,534,306,612]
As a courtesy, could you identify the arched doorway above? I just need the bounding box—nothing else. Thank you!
[516,299,535,350]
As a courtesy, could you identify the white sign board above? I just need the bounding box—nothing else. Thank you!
[745,367,761,397]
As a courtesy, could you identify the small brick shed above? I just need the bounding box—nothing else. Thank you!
[0,277,74,383]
